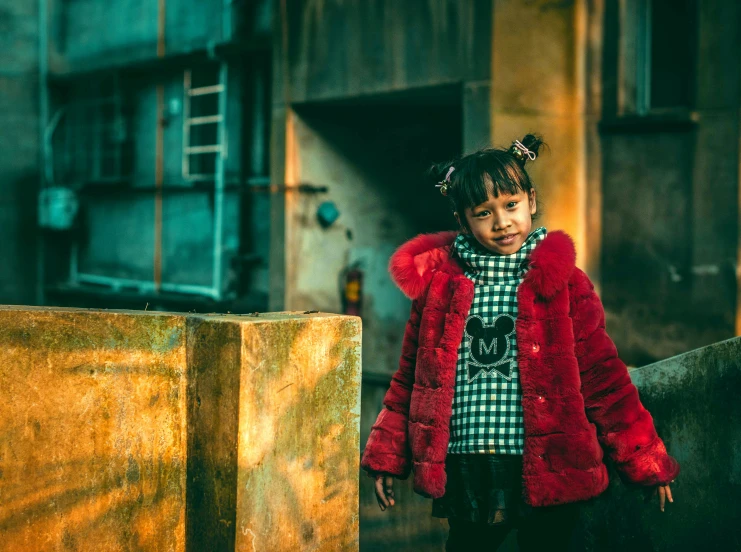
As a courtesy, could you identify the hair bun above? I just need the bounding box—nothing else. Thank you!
[426,161,454,184]
[510,133,545,166]
[426,160,458,196]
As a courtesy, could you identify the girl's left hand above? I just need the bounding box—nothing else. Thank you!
[644,479,675,511]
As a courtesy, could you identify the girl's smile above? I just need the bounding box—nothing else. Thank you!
[494,233,518,246]
[456,187,537,255]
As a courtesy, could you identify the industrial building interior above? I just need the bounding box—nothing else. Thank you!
[36,0,272,314]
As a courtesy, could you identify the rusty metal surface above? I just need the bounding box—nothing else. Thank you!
[0,307,361,551]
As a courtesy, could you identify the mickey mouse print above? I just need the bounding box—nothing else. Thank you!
[464,314,516,382]
[446,226,547,455]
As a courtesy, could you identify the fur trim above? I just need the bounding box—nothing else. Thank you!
[523,230,577,299]
[389,229,577,300]
[388,231,458,299]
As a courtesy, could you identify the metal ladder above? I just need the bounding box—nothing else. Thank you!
[182,62,229,300]
[182,63,228,182]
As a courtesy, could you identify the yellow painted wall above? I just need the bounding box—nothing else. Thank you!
[491,0,590,269]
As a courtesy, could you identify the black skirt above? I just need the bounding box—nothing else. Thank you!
[431,453,534,525]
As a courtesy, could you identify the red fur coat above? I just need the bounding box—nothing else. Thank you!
[360,230,680,507]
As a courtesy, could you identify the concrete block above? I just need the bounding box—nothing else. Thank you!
[0,307,361,551]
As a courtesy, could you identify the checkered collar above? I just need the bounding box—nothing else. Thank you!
[452,226,548,285]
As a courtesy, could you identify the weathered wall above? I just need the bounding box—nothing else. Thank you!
[0,1,39,305]
[234,314,361,550]
[279,0,492,103]
[48,0,228,72]
[600,0,740,363]
[0,307,361,551]
[490,0,590,267]
[270,0,494,311]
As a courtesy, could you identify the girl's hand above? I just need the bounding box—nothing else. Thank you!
[374,474,395,511]
[644,479,675,511]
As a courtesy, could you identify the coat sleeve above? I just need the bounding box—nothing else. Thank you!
[570,268,680,487]
[360,297,422,479]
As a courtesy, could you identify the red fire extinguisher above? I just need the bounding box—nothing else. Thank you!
[342,263,363,317]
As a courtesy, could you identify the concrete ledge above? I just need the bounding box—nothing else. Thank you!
[0,307,361,551]
[575,336,741,550]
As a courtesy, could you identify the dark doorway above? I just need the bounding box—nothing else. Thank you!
[294,83,462,237]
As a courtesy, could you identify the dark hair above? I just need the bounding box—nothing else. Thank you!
[428,134,546,230]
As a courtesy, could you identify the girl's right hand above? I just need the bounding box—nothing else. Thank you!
[374,474,395,511]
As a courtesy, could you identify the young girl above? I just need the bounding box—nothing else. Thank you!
[360,135,679,551]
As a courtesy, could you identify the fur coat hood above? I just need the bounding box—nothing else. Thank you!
[361,229,680,506]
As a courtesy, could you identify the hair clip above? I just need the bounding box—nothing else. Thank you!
[511,140,537,162]
[435,166,455,196]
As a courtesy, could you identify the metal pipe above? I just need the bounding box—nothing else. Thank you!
[212,62,228,301]
[223,0,232,42]
[70,242,79,284]
[76,273,221,299]
[251,65,266,176]
[36,0,49,306]
[43,107,66,187]
[737,3,741,337]
[154,84,164,291]
[154,0,166,291]
[636,0,652,115]
[158,0,166,58]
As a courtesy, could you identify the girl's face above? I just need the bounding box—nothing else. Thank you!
[455,187,537,255]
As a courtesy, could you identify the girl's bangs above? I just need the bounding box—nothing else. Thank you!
[458,165,528,210]
[488,162,528,197]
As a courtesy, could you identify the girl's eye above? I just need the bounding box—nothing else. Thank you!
[475,210,490,217]
[507,202,517,208]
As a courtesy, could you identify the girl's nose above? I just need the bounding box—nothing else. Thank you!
[493,217,510,231]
